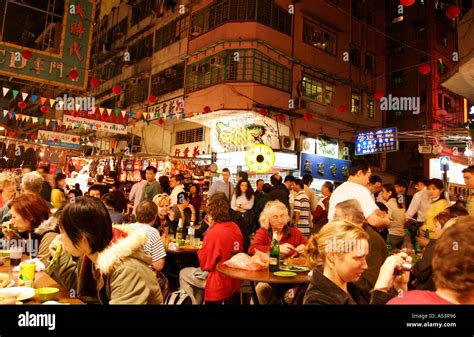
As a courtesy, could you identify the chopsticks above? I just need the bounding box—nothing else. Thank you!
[45,245,62,273]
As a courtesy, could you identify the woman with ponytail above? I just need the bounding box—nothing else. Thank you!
[303,221,411,304]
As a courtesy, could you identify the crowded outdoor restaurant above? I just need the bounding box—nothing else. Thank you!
[0,157,472,306]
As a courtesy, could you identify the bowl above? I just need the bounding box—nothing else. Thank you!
[35,287,59,302]
[176,239,185,246]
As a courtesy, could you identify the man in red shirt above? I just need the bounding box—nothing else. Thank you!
[179,193,243,304]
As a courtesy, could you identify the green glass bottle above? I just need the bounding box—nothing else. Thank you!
[176,219,184,241]
[425,229,430,240]
[269,232,280,272]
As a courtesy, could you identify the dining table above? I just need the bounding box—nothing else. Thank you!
[164,245,201,291]
[0,255,84,304]
[217,262,310,305]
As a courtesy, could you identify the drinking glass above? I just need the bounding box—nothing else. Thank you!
[10,247,22,266]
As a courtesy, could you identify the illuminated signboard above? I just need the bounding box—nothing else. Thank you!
[0,1,94,90]
[355,127,398,156]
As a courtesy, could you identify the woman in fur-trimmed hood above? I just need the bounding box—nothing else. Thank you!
[47,196,162,304]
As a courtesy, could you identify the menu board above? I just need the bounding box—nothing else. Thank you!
[355,127,398,156]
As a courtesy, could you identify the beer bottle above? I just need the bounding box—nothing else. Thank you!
[188,221,195,244]
[269,231,280,272]
[176,219,184,240]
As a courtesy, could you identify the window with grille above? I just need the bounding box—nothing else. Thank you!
[175,128,204,145]
[303,20,336,55]
[151,62,185,97]
[186,49,291,93]
[302,75,334,105]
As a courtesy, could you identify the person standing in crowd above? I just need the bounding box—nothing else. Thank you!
[312,181,333,233]
[367,175,383,202]
[36,166,52,202]
[127,200,167,296]
[179,193,243,304]
[189,184,203,223]
[237,171,248,182]
[0,172,18,209]
[207,168,233,202]
[159,175,172,195]
[74,183,83,196]
[254,179,265,203]
[405,175,430,222]
[420,178,450,241]
[328,159,391,229]
[51,173,67,209]
[381,183,406,249]
[47,197,163,304]
[332,199,389,303]
[102,193,127,224]
[394,179,407,207]
[231,180,255,233]
[462,166,474,215]
[388,216,474,304]
[267,174,290,209]
[169,174,185,207]
[140,166,160,202]
[302,174,317,213]
[90,175,110,197]
[129,171,147,219]
[88,186,103,199]
[111,181,128,214]
[283,175,296,222]
[303,221,411,304]
[292,178,311,237]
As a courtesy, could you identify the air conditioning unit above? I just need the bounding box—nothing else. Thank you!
[280,136,295,151]
[165,68,177,78]
[300,137,316,153]
[191,26,203,36]
[418,144,432,154]
[210,56,225,67]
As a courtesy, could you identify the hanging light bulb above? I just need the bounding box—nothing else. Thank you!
[40,151,45,157]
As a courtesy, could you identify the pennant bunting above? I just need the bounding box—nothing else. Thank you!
[32,117,38,124]
[45,119,50,126]
[31,95,37,104]
[114,108,120,117]
[107,108,112,116]
[40,97,47,105]
[39,118,44,125]
[121,110,127,118]
[2,87,9,96]
[21,92,28,101]
[142,112,148,120]
[2,110,8,118]
[99,108,104,115]
[12,90,19,99]
[49,99,56,108]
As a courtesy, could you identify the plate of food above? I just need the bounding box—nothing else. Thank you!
[0,287,35,301]
[279,265,310,273]
[0,273,13,288]
[282,256,306,266]
[273,271,296,277]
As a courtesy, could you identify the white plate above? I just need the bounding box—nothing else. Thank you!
[0,287,35,301]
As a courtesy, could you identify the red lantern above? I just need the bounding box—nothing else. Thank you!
[21,50,32,59]
[53,138,59,143]
[72,138,77,142]
[303,113,313,121]
[374,91,384,100]
[203,106,212,113]
[90,77,100,88]
[90,139,94,144]
[418,64,431,75]
[400,0,415,6]
[69,69,79,80]
[18,101,27,110]
[31,134,36,140]
[112,85,122,95]
[40,106,49,113]
[258,108,267,116]
[446,5,460,19]
[73,112,79,118]
[338,105,347,113]
[158,118,164,126]
[148,95,156,104]
[8,131,15,137]
[277,114,285,122]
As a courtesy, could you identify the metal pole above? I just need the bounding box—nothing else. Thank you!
[0,0,9,41]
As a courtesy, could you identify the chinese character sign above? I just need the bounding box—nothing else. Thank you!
[0,1,95,90]
[355,127,398,156]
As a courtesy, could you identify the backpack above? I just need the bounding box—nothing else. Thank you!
[164,290,193,305]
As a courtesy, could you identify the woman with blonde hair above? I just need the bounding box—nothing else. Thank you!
[153,193,176,237]
[304,220,412,304]
[0,172,18,208]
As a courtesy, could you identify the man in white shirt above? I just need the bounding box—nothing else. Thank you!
[302,174,317,213]
[169,174,186,206]
[207,168,234,202]
[129,171,147,217]
[328,159,390,229]
[405,175,430,223]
